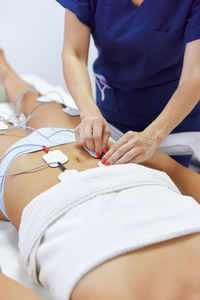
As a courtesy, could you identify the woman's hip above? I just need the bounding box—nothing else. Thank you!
[19,176,200,299]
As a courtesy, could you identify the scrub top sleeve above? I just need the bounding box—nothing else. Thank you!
[56,0,92,29]
[185,0,200,43]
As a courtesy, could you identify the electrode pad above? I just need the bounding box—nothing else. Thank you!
[58,169,79,181]
[62,107,80,116]
[83,148,98,158]
[0,121,8,130]
[43,150,68,167]
[98,161,106,167]
[37,96,54,103]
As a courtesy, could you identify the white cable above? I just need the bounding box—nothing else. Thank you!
[5,87,72,131]
[0,125,22,135]
[23,113,53,130]
[0,87,76,165]
[47,127,75,138]
[28,102,45,116]
[0,144,44,163]
[13,87,39,116]
[0,162,57,177]
[0,127,75,163]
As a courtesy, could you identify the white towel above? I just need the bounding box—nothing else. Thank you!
[18,164,200,300]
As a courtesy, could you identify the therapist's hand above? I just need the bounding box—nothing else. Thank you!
[102,130,160,165]
[75,113,111,155]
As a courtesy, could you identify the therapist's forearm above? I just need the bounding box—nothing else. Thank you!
[144,75,200,141]
[62,53,101,118]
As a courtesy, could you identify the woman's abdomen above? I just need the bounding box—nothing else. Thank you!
[4,142,100,228]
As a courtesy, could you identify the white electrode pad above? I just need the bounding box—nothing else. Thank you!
[0,121,8,130]
[58,169,79,181]
[37,96,54,103]
[83,147,98,158]
[98,161,106,167]
[62,107,80,116]
[43,150,69,167]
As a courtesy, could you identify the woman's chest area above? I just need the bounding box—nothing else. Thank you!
[131,0,144,7]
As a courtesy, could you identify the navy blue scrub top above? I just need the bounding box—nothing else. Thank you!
[56,0,200,134]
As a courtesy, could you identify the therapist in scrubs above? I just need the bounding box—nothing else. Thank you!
[56,0,200,167]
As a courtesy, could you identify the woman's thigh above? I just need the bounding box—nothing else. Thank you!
[0,96,80,158]
[22,94,80,130]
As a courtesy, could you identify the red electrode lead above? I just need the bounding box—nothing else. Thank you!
[43,145,50,153]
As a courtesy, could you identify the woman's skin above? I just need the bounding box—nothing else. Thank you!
[62,8,200,165]
[133,0,144,6]
[1,50,200,299]
[0,268,44,300]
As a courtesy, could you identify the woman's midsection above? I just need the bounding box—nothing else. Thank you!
[4,142,100,227]
[0,128,28,157]
[72,233,200,300]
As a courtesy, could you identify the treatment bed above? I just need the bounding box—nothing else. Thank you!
[0,75,200,299]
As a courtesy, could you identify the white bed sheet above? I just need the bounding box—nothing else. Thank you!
[0,74,200,299]
[0,221,51,299]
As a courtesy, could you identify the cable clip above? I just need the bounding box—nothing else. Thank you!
[62,107,80,117]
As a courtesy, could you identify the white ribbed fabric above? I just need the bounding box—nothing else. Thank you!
[19,164,200,300]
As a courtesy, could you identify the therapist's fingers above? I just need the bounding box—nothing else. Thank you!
[75,123,95,151]
[93,124,103,154]
[103,132,130,161]
[75,114,110,154]
[130,154,147,164]
[75,124,85,146]
[106,142,135,165]
[102,124,111,152]
[114,147,142,164]
[75,125,81,144]
[83,123,95,151]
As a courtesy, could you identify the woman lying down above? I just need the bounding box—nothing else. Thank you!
[1,50,200,300]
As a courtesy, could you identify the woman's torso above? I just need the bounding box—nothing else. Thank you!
[73,233,200,300]
[2,129,200,298]
[1,130,101,226]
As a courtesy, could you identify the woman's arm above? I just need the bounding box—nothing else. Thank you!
[103,39,200,165]
[0,270,45,300]
[142,152,200,204]
[62,10,110,155]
